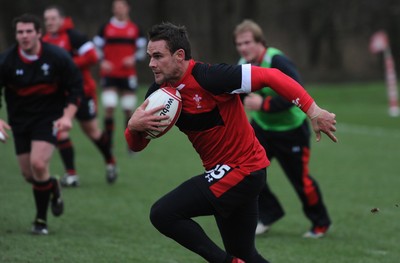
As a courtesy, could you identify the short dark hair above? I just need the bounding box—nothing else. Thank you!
[148,22,192,60]
[13,13,42,33]
[44,5,66,17]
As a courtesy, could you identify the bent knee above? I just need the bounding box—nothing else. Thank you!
[149,201,165,229]
[30,159,48,175]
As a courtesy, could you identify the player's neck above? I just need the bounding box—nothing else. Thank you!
[20,41,41,59]
[255,46,267,65]
[168,60,190,86]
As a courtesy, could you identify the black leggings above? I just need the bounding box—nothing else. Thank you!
[150,174,270,263]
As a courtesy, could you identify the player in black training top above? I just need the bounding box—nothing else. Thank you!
[0,14,83,235]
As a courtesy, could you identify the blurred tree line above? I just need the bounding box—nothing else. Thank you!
[1,0,400,84]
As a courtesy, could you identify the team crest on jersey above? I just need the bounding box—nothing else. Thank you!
[193,94,203,109]
[292,97,301,108]
[15,69,24,76]
[41,63,50,76]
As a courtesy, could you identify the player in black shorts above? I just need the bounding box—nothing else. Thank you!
[125,22,337,262]
[43,6,117,185]
[0,14,83,235]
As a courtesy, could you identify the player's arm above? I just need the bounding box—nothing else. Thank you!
[135,26,147,61]
[197,63,337,142]
[69,30,98,68]
[54,50,83,132]
[92,24,106,60]
[0,56,11,143]
[258,55,303,112]
[249,65,337,142]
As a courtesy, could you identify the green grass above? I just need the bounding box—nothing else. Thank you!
[1,82,400,262]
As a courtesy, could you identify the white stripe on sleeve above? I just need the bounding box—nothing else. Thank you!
[78,41,95,56]
[230,63,252,94]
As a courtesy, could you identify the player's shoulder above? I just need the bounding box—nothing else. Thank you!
[193,61,241,77]
[66,28,86,39]
[42,42,71,58]
[0,45,18,66]
[127,19,139,28]
[0,45,17,59]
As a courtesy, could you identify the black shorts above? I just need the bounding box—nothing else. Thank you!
[101,76,138,91]
[193,165,267,217]
[76,95,97,121]
[11,114,59,155]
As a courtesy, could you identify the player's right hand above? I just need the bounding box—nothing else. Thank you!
[127,99,170,132]
[100,60,113,73]
[0,119,11,143]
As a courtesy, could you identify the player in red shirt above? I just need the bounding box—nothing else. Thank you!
[125,22,337,263]
[43,6,117,185]
[93,0,146,152]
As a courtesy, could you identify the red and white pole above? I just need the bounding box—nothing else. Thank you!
[370,30,399,117]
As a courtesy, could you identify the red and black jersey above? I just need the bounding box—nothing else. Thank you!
[42,17,98,97]
[94,17,144,78]
[125,60,314,172]
[0,42,83,128]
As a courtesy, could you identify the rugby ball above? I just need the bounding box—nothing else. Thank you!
[144,87,182,139]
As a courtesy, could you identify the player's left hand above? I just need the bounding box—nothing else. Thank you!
[307,103,337,142]
[122,56,136,68]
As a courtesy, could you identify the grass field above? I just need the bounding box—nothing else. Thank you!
[1,82,399,263]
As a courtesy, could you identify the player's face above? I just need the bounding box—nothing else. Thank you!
[44,9,63,34]
[147,40,182,85]
[235,31,263,63]
[15,22,41,55]
[113,0,130,20]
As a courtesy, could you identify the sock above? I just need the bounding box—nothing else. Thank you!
[104,117,114,148]
[57,138,76,175]
[32,179,52,222]
[223,255,234,263]
[92,132,115,165]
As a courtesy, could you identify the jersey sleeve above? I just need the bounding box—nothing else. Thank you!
[192,63,243,95]
[68,30,98,68]
[135,26,147,61]
[250,66,314,112]
[261,55,303,113]
[194,63,313,112]
[93,23,107,50]
[57,49,83,106]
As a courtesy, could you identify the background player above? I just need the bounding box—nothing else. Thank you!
[93,0,146,152]
[234,19,331,238]
[0,14,83,234]
[43,6,118,185]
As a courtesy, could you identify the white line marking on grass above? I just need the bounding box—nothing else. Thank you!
[338,123,400,138]
[366,249,388,256]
